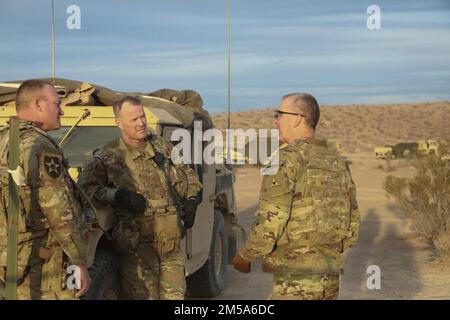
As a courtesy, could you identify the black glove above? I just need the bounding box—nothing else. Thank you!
[181,197,199,229]
[114,189,147,214]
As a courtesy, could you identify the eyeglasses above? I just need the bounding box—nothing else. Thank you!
[273,110,306,120]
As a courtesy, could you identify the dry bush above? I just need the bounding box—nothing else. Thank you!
[384,156,450,260]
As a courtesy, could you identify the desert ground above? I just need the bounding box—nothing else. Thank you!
[212,101,450,153]
[209,102,450,300]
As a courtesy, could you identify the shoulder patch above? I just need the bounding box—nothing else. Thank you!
[40,152,63,180]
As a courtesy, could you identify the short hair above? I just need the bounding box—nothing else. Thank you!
[282,93,320,129]
[15,79,52,112]
[113,96,142,118]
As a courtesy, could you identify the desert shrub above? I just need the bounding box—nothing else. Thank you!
[384,156,450,260]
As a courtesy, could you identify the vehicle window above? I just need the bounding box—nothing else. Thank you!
[48,126,121,167]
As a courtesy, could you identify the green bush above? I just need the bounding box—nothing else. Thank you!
[384,156,450,260]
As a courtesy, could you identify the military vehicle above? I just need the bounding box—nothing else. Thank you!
[374,146,393,159]
[391,142,419,159]
[375,143,418,159]
[0,78,239,299]
[375,140,442,160]
[417,139,439,156]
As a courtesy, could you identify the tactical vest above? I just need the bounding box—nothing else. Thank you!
[264,140,353,274]
[101,136,184,258]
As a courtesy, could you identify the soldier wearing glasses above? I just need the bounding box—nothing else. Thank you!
[232,93,360,300]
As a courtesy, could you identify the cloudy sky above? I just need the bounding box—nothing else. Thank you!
[1,0,449,113]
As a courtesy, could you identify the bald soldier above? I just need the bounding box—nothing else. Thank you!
[232,93,360,300]
[0,79,90,299]
[78,96,202,300]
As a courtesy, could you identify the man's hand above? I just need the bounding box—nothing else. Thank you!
[181,197,199,229]
[114,188,147,214]
[232,254,251,273]
[75,264,91,298]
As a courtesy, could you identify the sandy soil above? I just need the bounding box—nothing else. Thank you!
[212,153,450,300]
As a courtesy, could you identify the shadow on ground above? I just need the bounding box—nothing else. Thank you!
[341,208,422,299]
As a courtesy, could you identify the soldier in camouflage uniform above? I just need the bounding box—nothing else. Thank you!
[77,96,202,300]
[0,80,90,299]
[232,93,360,300]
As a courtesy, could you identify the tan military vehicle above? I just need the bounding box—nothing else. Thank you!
[418,139,439,156]
[374,146,393,159]
[0,78,239,299]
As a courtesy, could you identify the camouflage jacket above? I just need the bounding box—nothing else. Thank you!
[239,138,360,275]
[77,134,202,253]
[0,120,88,276]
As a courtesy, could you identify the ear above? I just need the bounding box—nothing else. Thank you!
[116,117,123,130]
[34,98,43,112]
[293,115,302,128]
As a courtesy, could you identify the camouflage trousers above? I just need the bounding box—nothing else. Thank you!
[119,248,186,300]
[271,273,340,300]
[0,264,77,300]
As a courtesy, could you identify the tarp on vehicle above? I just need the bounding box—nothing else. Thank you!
[0,78,213,129]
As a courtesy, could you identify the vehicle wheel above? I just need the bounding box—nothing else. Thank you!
[81,248,125,300]
[186,209,228,297]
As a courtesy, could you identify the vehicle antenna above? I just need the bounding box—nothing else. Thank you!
[226,0,232,163]
[51,0,56,85]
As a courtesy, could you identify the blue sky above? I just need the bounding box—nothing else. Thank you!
[1,0,449,113]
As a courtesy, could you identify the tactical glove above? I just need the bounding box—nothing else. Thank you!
[181,197,199,229]
[114,188,147,214]
[232,254,251,273]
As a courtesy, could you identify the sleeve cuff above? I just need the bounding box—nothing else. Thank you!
[105,188,119,202]
[238,246,256,263]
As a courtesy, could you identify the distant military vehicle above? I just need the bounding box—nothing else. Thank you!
[391,142,418,159]
[374,146,393,159]
[374,139,444,160]
[417,139,439,156]
[0,78,239,299]
[375,143,418,159]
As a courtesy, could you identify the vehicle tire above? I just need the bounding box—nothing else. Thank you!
[81,248,125,300]
[186,209,228,297]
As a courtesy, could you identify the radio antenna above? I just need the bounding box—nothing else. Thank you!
[51,0,56,85]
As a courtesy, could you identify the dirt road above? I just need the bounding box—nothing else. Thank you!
[212,153,450,300]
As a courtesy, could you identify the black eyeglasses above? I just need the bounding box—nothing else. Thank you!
[273,110,307,120]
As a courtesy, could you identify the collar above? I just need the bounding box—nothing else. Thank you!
[118,137,156,160]
[293,137,327,147]
[17,119,37,129]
